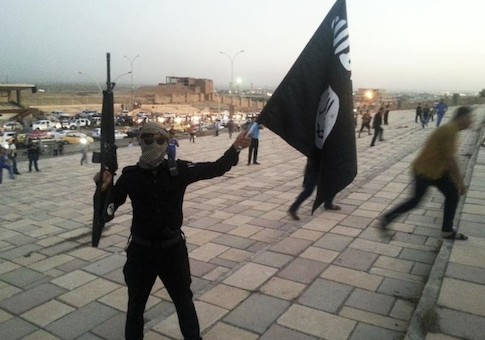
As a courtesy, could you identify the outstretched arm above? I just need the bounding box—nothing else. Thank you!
[184,132,251,184]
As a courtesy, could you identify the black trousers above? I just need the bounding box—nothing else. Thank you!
[248,138,259,164]
[383,110,389,125]
[123,239,201,340]
[288,168,337,212]
[358,122,371,136]
[371,127,383,145]
[385,172,459,232]
[28,155,39,171]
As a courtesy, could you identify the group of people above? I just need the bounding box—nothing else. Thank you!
[91,105,476,339]
[357,99,450,149]
[356,106,386,147]
[0,137,41,183]
[415,99,448,128]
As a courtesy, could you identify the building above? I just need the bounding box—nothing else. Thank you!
[0,84,39,122]
[159,77,214,96]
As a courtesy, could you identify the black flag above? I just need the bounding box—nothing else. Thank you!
[258,0,356,212]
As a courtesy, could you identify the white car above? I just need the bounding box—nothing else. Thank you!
[2,121,23,131]
[51,129,71,140]
[0,131,17,148]
[68,118,91,130]
[115,130,128,139]
[91,128,101,139]
[91,117,101,127]
[91,128,127,140]
[32,120,60,130]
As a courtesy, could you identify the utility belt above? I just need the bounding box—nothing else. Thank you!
[129,231,183,249]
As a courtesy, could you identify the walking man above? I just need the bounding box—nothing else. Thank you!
[27,138,41,172]
[370,107,384,147]
[288,158,341,220]
[383,103,390,125]
[0,146,15,184]
[421,104,430,128]
[380,106,474,240]
[358,110,372,137]
[80,144,89,165]
[435,99,448,127]
[415,103,423,123]
[8,138,20,175]
[247,117,262,165]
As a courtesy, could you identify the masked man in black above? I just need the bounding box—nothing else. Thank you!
[95,122,250,339]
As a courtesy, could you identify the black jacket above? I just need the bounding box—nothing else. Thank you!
[109,147,239,240]
[372,112,382,128]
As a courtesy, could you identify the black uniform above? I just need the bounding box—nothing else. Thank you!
[27,140,40,172]
[370,111,384,146]
[415,104,423,123]
[109,147,239,340]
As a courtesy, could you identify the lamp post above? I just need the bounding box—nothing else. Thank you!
[78,71,103,93]
[112,71,132,87]
[78,71,131,109]
[78,71,131,91]
[124,54,140,107]
[219,50,244,93]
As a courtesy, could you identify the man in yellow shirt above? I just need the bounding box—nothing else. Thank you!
[381,106,473,240]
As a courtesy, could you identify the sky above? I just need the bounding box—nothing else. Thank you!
[1,0,484,93]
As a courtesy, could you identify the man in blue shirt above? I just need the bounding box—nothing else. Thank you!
[435,99,448,127]
[247,117,261,165]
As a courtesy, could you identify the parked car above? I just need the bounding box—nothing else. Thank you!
[0,131,17,148]
[90,116,101,127]
[51,129,71,140]
[114,130,128,139]
[124,127,141,138]
[2,121,23,131]
[27,130,54,141]
[78,110,99,118]
[91,128,128,140]
[32,119,60,130]
[68,118,91,130]
[91,128,101,139]
[60,132,94,144]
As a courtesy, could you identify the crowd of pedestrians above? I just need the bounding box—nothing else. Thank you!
[1,136,43,184]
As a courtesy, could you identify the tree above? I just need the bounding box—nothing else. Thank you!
[479,89,485,97]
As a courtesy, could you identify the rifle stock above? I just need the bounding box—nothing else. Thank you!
[92,53,118,247]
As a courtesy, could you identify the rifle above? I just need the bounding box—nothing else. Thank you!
[92,53,118,247]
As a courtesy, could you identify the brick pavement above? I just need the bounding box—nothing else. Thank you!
[0,107,484,339]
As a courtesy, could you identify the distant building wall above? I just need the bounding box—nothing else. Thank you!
[150,92,265,110]
[160,77,213,96]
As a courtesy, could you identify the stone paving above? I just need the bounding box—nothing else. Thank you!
[0,107,484,340]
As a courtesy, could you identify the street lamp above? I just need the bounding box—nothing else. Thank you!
[124,54,140,107]
[78,71,103,93]
[112,71,132,88]
[219,50,245,92]
[78,71,131,91]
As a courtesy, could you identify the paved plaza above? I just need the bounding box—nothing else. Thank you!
[1,107,484,340]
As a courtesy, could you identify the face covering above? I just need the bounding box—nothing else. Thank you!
[138,122,170,169]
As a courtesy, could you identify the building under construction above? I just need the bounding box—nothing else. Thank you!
[159,77,214,96]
